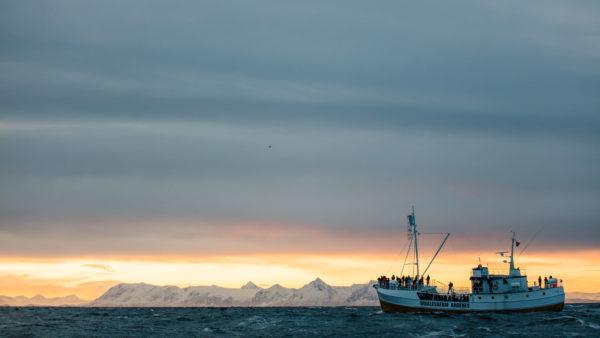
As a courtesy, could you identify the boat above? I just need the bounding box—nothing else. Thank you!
[374,207,565,313]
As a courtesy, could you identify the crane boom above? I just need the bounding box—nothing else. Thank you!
[421,232,450,277]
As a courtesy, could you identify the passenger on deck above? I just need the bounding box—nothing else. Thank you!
[426,275,430,286]
[448,281,453,294]
[538,276,542,287]
[544,276,548,288]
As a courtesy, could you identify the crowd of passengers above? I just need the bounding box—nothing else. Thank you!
[377,274,435,290]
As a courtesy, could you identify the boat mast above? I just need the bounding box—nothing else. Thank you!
[509,231,516,274]
[408,206,419,278]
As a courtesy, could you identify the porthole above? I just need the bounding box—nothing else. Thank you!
[543,292,546,295]
[491,296,494,299]
[526,294,529,297]
[504,295,508,299]
[478,296,481,300]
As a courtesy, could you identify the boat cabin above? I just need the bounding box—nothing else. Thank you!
[470,264,528,294]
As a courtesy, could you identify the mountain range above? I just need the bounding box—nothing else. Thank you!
[91,278,378,307]
[0,294,88,307]
[1,279,599,307]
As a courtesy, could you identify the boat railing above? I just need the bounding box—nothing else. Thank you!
[470,268,528,277]
[375,281,441,291]
[376,284,423,290]
[435,286,471,295]
[544,279,563,289]
[470,268,505,276]
[375,282,472,295]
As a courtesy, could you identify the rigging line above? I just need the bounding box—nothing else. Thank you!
[400,236,413,277]
[413,235,416,277]
[517,225,544,258]
[434,279,446,287]
[402,240,413,268]
[385,238,411,276]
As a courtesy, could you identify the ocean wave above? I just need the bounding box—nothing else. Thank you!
[0,306,599,337]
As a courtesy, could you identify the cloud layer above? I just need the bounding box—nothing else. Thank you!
[1,1,599,255]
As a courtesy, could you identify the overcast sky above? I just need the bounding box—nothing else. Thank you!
[1,0,599,256]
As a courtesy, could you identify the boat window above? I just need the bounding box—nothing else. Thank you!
[491,296,494,299]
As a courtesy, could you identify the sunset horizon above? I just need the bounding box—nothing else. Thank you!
[3,242,600,300]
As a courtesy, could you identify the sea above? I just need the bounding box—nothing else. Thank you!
[0,304,598,337]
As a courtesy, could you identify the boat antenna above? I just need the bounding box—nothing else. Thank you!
[510,231,515,272]
[508,231,522,276]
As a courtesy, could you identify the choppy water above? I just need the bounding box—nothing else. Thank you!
[0,304,598,337]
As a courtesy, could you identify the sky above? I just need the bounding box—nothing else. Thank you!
[1,1,600,299]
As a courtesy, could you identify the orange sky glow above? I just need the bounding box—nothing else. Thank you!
[1,249,599,300]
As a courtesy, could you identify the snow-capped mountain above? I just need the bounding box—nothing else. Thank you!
[91,282,259,307]
[240,281,262,290]
[91,279,378,307]
[0,294,86,306]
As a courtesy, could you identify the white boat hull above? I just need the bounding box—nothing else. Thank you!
[375,286,565,313]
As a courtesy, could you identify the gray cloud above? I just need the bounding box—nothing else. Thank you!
[1,1,599,138]
[1,1,599,254]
